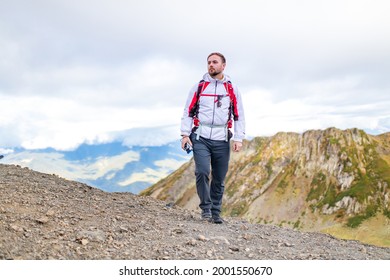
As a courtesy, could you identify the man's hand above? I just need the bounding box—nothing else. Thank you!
[181,136,192,150]
[233,141,242,152]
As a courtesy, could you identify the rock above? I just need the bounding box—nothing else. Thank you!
[187,239,197,246]
[46,209,55,216]
[229,246,240,252]
[197,235,208,242]
[36,216,49,224]
[10,224,24,232]
[76,229,106,243]
[172,228,183,234]
[210,236,230,245]
[80,239,89,245]
[241,233,252,240]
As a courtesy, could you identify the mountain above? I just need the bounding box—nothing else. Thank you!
[141,128,390,247]
[1,163,390,260]
[0,141,191,193]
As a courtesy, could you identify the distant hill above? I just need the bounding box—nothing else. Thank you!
[0,141,190,193]
[141,128,390,247]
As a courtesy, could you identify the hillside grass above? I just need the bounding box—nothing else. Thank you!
[322,213,390,248]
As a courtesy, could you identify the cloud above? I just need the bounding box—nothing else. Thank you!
[0,0,389,150]
[0,93,183,150]
[1,150,140,180]
[244,82,390,137]
[118,158,185,186]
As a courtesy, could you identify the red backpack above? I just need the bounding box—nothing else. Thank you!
[188,80,239,129]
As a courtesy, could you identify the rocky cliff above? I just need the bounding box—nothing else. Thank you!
[141,128,390,247]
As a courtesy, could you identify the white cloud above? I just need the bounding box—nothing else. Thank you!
[0,92,183,150]
[118,157,186,186]
[154,158,187,170]
[0,148,14,155]
[243,83,390,137]
[118,168,162,186]
[1,150,140,181]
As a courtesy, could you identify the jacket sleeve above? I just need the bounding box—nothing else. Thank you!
[232,85,246,142]
[180,84,197,136]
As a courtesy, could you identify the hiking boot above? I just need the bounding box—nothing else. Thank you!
[211,215,224,224]
[201,210,212,219]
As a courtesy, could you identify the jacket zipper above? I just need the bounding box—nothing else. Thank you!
[209,80,218,138]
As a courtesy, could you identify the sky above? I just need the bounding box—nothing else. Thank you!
[1,0,389,152]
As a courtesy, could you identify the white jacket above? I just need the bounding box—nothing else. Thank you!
[181,73,245,142]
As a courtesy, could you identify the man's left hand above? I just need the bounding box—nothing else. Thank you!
[233,141,242,152]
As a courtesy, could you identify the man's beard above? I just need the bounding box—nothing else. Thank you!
[209,69,221,77]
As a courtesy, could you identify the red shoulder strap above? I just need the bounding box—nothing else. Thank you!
[224,81,239,122]
[188,80,210,118]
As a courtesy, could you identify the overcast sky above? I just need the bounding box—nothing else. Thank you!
[1,0,389,151]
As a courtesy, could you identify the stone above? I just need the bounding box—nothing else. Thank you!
[187,239,197,246]
[80,239,89,245]
[197,235,208,242]
[36,216,49,224]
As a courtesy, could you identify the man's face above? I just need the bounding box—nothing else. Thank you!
[207,55,225,77]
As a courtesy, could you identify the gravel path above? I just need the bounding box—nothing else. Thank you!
[1,164,389,260]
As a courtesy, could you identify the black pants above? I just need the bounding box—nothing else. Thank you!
[190,133,230,216]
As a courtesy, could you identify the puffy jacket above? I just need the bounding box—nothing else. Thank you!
[181,73,245,142]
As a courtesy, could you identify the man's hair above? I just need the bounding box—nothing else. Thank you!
[207,52,226,64]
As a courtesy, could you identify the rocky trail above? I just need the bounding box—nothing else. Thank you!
[1,164,389,260]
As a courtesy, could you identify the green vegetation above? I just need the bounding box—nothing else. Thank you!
[371,156,390,185]
[278,220,284,226]
[273,161,296,195]
[293,219,301,229]
[347,204,378,228]
[225,178,244,197]
[265,157,274,178]
[346,215,365,228]
[277,179,288,192]
[328,137,339,145]
[383,208,390,219]
[251,138,268,164]
[321,184,337,207]
[306,172,327,202]
[229,200,249,217]
[336,174,373,203]
[307,175,337,208]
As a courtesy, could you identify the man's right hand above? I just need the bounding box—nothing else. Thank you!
[181,136,192,150]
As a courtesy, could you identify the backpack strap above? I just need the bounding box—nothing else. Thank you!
[223,81,239,128]
[188,80,209,126]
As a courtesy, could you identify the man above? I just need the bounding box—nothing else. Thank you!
[180,52,245,224]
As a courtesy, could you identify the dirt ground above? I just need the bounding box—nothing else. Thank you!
[1,164,389,260]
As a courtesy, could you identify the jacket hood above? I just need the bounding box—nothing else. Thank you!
[202,73,231,83]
